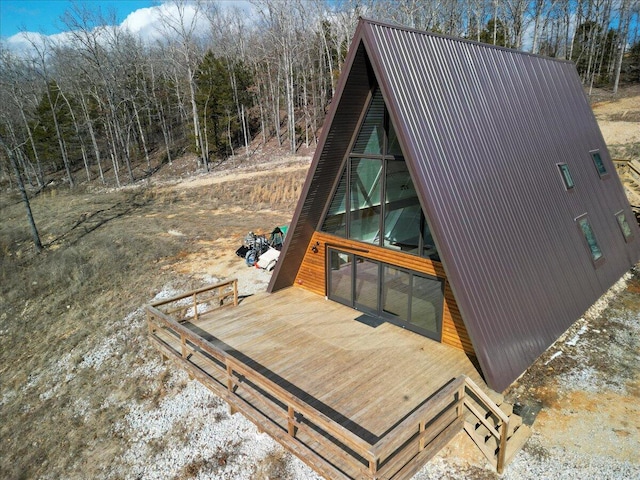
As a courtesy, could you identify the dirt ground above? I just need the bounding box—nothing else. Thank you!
[0,87,639,480]
[592,84,640,160]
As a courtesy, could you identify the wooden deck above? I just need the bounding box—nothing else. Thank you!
[146,280,518,479]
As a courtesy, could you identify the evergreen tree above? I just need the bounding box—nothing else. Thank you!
[480,19,513,48]
[30,82,79,174]
[195,52,253,159]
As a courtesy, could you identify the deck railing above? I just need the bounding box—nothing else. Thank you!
[145,282,511,479]
[460,377,510,473]
[150,279,238,322]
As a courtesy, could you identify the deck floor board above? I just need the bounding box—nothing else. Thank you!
[188,287,488,439]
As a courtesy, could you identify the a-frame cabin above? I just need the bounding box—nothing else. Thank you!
[269,18,640,392]
[147,18,640,479]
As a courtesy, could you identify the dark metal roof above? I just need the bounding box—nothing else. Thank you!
[269,18,640,391]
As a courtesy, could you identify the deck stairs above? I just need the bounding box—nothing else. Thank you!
[463,393,531,472]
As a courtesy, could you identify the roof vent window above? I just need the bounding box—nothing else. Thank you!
[615,210,633,242]
[576,214,603,265]
[591,151,608,177]
[557,163,574,190]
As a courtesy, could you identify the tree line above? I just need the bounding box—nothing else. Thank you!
[1,0,639,195]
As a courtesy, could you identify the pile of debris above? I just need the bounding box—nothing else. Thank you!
[235,226,287,271]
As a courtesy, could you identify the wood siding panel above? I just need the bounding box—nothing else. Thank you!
[442,282,474,354]
[294,232,475,357]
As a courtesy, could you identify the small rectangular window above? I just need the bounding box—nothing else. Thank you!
[615,210,633,242]
[591,150,608,177]
[576,214,603,265]
[557,163,574,189]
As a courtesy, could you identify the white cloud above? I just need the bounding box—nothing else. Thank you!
[121,3,209,44]
[121,1,257,45]
[2,1,257,55]
[121,6,164,41]
[3,30,75,59]
[4,33,37,55]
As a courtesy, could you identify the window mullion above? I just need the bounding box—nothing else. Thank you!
[345,160,351,238]
[380,107,388,248]
[380,158,386,247]
[419,213,425,256]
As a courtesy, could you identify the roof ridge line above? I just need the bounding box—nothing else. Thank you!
[358,16,575,66]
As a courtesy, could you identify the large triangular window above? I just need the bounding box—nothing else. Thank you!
[321,88,439,261]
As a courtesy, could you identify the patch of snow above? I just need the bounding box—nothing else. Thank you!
[503,442,640,479]
[413,434,640,479]
[556,365,627,395]
[412,455,470,479]
[281,454,324,480]
[73,397,91,419]
[544,350,563,365]
[124,307,145,324]
[202,274,221,284]
[39,383,62,401]
[127,356,167,380]
[151,286,183,302]
[24,352,76,394]
[611,310,640,332]
[565,325,588,347]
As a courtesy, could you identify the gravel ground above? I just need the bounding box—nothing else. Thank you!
[95,268,639,480]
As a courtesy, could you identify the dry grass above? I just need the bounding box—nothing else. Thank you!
[0,160,297,479]
[193,169,306,212]
[248,176,304,207]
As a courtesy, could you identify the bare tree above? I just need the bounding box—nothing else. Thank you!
[613,0,633,93]
[0,135,43,252]
[2,0,638,195]
[22,33,75,188]
[158,0,209,170]
[0,49,45,187]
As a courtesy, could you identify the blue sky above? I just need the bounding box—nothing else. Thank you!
[0,0,155,38]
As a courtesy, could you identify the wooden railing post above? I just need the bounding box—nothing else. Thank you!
[457,382,465,418]
[226,363,234,393]
[181,334,187,358]
[497,421,508,474]
[287,405,296,437]
[226,362,237,415]
[233,279,238,306]
[193,293,198,321]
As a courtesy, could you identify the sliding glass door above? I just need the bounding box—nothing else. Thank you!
[328,250,353,305]
[327,248,443,340]
[355,257,380,315]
